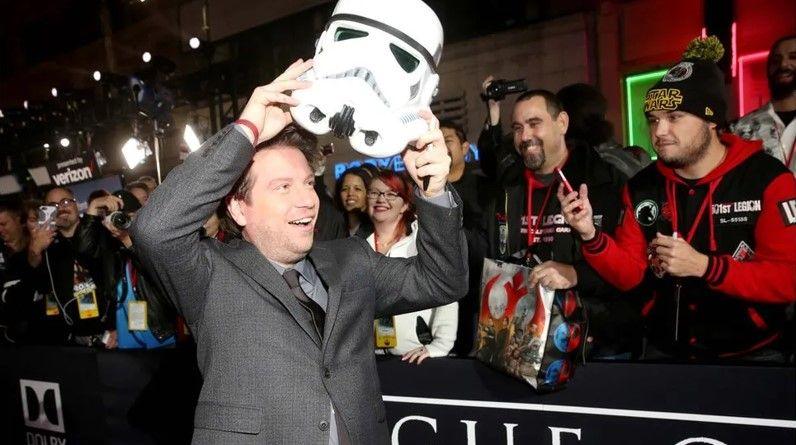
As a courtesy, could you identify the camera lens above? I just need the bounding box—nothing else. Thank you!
[109,211,132,230]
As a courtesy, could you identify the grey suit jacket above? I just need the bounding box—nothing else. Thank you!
[130,125,468,444]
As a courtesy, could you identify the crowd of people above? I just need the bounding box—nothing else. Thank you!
[1,34,794,366]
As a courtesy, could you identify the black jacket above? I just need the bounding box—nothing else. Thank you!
[482,141,636,355]
[31,215,117,338]
[583,134,796,358]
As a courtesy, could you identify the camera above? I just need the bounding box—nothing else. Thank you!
[481,79,528,102]
[108,211,132,230]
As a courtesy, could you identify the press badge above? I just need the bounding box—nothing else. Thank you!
[45,293,60,316]
[75,281,99,319]
[128,301,148,331]
[374,317,397,348]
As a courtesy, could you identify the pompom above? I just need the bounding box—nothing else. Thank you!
[682,36,725,62]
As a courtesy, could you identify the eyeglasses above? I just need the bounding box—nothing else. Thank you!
[367,190,401,202]
[46,198,76,208]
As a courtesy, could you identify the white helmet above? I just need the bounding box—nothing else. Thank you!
[291,0,444,158]
[487,276,509,320]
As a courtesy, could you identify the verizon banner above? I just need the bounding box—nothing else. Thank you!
[47,156,95,187]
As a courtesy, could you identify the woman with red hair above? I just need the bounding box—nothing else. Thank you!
[367,170,458,364]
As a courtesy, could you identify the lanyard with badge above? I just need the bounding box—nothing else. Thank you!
[123,259,148,331]
[74,262,100,319]
[372,234,398,349]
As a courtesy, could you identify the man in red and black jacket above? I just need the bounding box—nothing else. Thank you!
[559,38,796,361]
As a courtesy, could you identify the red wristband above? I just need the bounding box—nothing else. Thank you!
[234,119,259,144]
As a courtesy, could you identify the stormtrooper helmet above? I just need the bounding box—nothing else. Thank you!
[487,277,509,320]
[291,0,443,158]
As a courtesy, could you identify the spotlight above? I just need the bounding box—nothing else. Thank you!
[43,143,50,148]
[59,137,70,148]
[183,124,202,152]
[142,52,152,63]
[93,70,102,81]
[23,100,29,110]
[51,88,58,98]
[0,109,3,118]
[189,37,201,49]
[121,137,149,169]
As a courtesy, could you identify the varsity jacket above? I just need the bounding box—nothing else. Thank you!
[582,134,796,358]
[483,144,632,355]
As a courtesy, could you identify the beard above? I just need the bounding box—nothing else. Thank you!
[658,122,712,169]
[517,137,546,171]
[768,67,796,100]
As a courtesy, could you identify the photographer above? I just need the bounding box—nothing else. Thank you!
[477,75,525,186]
[27,187,118,347]
[102,190,176,349]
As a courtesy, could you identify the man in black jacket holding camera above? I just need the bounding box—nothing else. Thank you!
[27,187,119,347]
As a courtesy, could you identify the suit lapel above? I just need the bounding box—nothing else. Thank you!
[217,239,321,348]
[308,245,342,354]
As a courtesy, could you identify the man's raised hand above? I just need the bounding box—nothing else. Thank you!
[238,59,314,144]
[402,109,451,199]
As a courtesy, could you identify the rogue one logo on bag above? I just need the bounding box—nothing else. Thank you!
[19,379,65,433]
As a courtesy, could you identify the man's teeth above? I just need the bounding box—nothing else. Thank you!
[289,218,313,226]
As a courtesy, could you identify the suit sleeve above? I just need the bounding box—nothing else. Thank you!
[130,125,253,325]
[580,185,649,291]
[702,173,796,303]
[369,188,469,319]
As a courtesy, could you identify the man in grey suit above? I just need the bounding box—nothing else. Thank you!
[131,59,468,444]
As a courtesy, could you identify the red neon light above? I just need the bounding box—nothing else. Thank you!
[731,22,737,78]
[738,51,769,115]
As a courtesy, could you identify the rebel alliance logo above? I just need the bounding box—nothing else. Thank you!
[634,200,659,226]
[662,62,694,82]
[20,379,65,433]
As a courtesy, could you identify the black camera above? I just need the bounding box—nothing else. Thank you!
[108,211,132,230]
[482,79,528,102]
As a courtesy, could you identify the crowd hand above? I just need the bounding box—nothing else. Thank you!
[529,261,578,290]
[29,225,56,255]
[402,109,450,198]
[481,75,501,125]
[103,330,118,349]
[87,195,124,217]
[402,346,431,365]
[101,218,133,248]
[238,59,314,145]
[557,183,596,241]
[650,233,709,278]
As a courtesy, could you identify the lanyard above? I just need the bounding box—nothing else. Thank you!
[666,178,720,244]
[525,177,555,251]
[786,139,796,170]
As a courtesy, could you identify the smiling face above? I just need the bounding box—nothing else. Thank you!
[227,146,320,266]
[44,187,79,231]
[367,178,408,226]
[647,110,714,169]
[511,95,568,172]
[340,173,367,213]
[768,37,796,100]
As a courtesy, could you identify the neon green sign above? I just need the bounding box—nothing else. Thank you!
[623,69,668,158]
